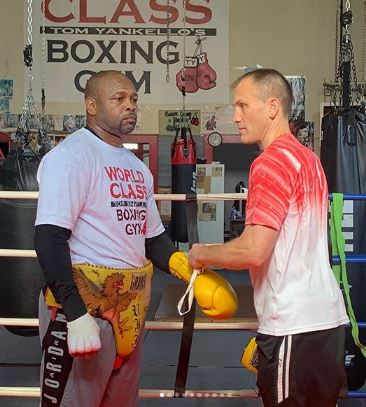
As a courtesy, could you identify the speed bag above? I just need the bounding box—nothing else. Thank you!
[171,134,197,243]
[0,148,45,336]
[321,107,366,390]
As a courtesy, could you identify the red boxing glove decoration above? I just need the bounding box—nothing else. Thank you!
[176,57,199,93]
[197,52,217,90]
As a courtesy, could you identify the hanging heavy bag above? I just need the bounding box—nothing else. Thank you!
[321,106,366,390]
[0,131,48,336]
[171,126,197,243]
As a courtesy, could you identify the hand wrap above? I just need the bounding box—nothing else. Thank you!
[67,313,101,356]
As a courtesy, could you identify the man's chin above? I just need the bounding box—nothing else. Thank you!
[121,124,136,135]
[240,134,249,144]
[240,135,256,145]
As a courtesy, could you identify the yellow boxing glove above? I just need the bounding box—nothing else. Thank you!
[241,337,258,373]
[168,251,238,320]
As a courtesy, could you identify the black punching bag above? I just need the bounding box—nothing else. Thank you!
[0,132,48,336]
[321,106,366,390]
[171,126,196,242]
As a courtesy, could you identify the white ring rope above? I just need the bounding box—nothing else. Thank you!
[0,190,251,399]
[0,191,247,260]
[0,387,259,399]
[0,249,37,258]
[0,318,258,330]
[0,191,247,201]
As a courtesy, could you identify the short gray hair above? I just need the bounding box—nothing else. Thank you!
[232,68,293,118]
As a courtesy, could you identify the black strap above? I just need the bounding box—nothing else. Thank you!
[174,192,198,397]
[186,193,199,244]
[41,308,73,406]
[171,127,181,159]
[171,126,196,160]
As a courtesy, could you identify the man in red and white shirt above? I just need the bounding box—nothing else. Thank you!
[189,69,349,406]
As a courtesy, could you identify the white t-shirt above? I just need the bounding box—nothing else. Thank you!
[36,128,165,269]
[245,134,349,336]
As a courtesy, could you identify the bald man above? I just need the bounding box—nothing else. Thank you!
[35,70,159,407]
[189,69,349,406]
[34,70,237,407]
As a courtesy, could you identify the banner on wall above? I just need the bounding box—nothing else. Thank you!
[27,0,229,104]
[201,106,238,135]
[159,110,200,136]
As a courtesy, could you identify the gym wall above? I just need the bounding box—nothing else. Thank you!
[0,0,364,155]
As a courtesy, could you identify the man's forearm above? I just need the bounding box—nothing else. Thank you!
[145,231,176,272]
[190,239,256,270]
[189,224,278,270]
[34,224,87,321]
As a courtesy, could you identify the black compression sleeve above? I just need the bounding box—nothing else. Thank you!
[34,224,87,321]
[145,231,177,273]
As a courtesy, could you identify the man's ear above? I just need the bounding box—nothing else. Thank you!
[85,96,97,116]
[268,97,280,120]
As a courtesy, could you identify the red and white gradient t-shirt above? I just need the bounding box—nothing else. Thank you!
[245,133,348,336]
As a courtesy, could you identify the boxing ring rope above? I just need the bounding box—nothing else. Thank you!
[0,191,247,201]
[329,193,366,201]
[1,191,366,400]
[0,386,261,399]
[3,318,366,330]
[2,190,364,201]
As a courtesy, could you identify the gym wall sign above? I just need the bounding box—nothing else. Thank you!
[27,0,229,104]
[158,110,201,137]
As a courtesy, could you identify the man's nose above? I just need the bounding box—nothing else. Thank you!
[126,100,137,111]
[232,108,240,123]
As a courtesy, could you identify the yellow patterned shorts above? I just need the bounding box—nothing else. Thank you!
[45,262,153,358]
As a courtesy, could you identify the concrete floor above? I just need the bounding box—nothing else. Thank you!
[1,268,366,406]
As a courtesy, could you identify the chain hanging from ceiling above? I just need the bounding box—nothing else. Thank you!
[324,0,364,109]
[16,0,49,153]
[165,0,171,84]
